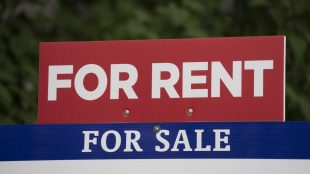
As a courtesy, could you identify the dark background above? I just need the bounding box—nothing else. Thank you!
[0,0,309,124]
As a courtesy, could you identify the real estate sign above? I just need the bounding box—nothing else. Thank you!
[0,122,309,174]
[38,36,286,123]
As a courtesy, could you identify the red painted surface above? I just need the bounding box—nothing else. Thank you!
[38,36,285,123]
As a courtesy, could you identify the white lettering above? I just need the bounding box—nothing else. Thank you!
[101,130,121,152]
[244,60,273,97]
[194,129,211,151]
[74,64,107,100]
[152,63,180,98]
[82,131,99,152]
[48,65,73,101]
[183,62,208,98]
[211,61,242,97]
[124,130,143,152]
[171,130,193,152]
[213,129,231,151]
[110,64,138,99]
[155,130,170,152]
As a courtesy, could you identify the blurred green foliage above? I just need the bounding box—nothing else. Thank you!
[0,0,309,124]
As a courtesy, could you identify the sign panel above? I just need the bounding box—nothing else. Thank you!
[0,122,309,174]
[38,36,286,123]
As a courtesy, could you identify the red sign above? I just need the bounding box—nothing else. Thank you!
[38,36,286,123]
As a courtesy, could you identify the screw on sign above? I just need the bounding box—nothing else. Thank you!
[123,109,130,117]
[153,125,161,134]
[187,108,194,116]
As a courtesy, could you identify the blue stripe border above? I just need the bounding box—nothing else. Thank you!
[0,122,310,161]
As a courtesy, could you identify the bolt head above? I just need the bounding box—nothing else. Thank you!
[187,108,194,116]
[123,109,130,117]
[153,125,161,133]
